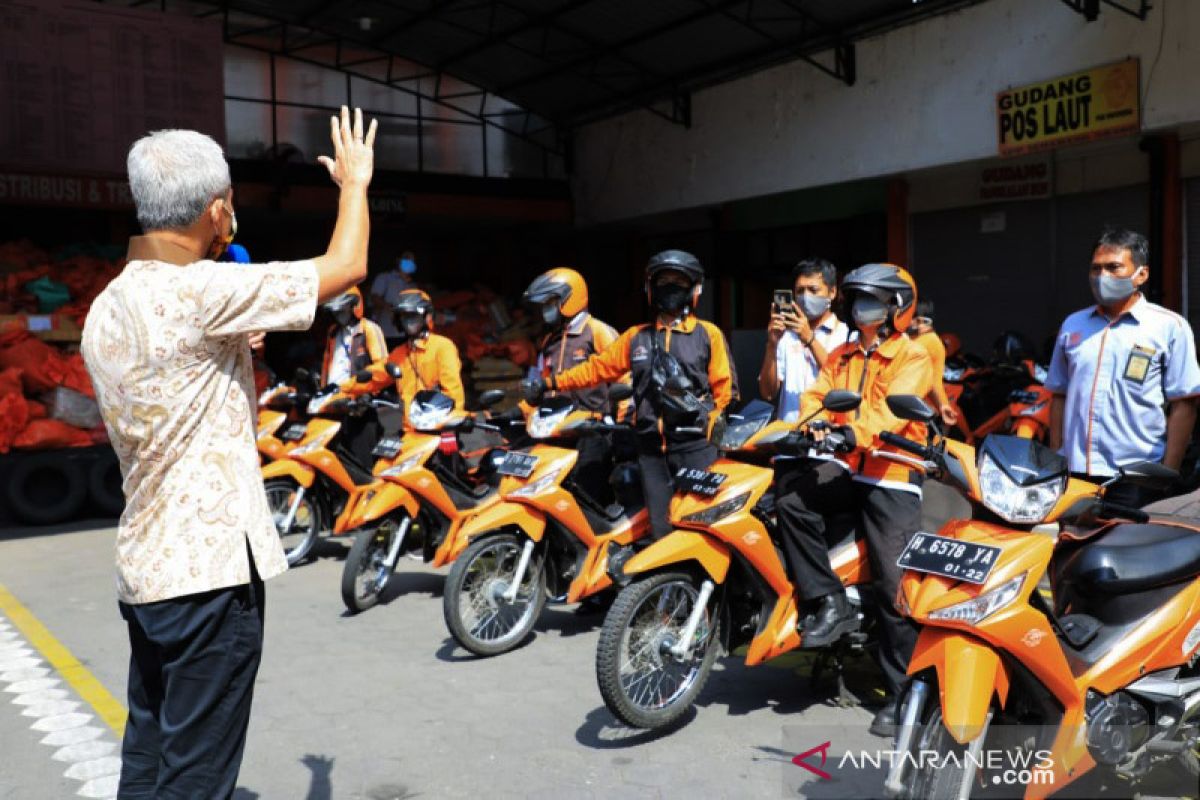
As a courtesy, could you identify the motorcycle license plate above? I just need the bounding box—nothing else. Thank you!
[371,437,403,458]
[281,424,307,441]
[675,468,727,496]
[497,451,538,478]
[897,532,1001,585]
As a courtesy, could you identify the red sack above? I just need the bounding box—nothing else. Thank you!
[0,331,69,394]
[0,392,29,454]
[12,418,93,450]
[26,399,47,419]
[61,353,94,398]
[0,366,22,398]
[504,339,537,368]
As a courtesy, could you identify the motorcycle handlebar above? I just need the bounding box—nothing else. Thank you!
[880,431,929,457]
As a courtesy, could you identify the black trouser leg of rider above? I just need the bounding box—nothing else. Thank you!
[775,461,856,602]
[853,481,921,699]
[573,432,615,508]
[341,411,382,470]
[637,443,719,542]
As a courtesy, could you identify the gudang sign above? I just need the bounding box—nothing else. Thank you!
[996,59,1139,157]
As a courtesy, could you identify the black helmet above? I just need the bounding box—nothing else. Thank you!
[393,289,433,317]
[841,263,918,331]
[322,290,361,327]
[993,330,1033,364]
[646,250,704,285]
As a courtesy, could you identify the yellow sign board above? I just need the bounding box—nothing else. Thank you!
[996,59,1139,157]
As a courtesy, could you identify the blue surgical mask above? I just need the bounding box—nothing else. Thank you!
[1090,270,1141,306]
[799,293,831,320]
[400,258,417,275]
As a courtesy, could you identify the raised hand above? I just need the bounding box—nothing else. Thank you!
[317,106,377,189]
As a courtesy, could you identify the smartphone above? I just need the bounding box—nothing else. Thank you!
[773,289,794,314]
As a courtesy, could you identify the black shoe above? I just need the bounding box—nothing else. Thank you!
[869,704,897,738]
[800,592,859,649]
[575,593,613,616]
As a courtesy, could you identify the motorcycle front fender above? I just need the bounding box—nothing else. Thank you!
[909,628,1010,745]
[345,482,418,530]
[432,501,546,568]
[261,457,315,488]
[623,530,731,584]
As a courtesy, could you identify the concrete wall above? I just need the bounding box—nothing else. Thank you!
[572,0,1200,224]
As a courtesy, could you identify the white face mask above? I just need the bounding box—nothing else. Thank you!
[851,295,888,327]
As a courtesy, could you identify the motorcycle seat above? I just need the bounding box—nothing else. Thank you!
[1058,523,1200,595]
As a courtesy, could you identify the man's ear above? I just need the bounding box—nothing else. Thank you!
[1134,265,1150,287]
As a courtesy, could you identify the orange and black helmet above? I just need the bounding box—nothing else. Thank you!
[523,268,589,319]
[322,286,364,326]
[842,263,917,332]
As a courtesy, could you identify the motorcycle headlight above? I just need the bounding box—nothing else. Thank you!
[528,408,571,439]
[979,452,1063,524]
[1017,400,1047,418]
[291,431,334,456]
[681,492,751,525]
[1033,364,1049,384]
[306,394,333,415]
[509,466,566,498]
[407,402,451,431]
[719,418,768,450]
[381,454,425,477]
[928,573,1026,626]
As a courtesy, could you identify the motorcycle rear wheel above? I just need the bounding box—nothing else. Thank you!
[595,571,721,730]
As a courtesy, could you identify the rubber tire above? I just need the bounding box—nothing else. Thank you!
[87,449,125,517]
[595,571,721,730]
[4,452,87,526]
[906,706,981,800]
[340,521,403,614]
[443,532,547,657]
[263,477,321,566]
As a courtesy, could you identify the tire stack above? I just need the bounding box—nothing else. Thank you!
[0,445,123,529]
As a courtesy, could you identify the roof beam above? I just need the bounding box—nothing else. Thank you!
[435,0,598,71]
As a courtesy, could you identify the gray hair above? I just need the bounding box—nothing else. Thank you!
[126,130,231,231]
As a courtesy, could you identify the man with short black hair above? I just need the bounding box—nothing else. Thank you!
[1046,226,1200,505]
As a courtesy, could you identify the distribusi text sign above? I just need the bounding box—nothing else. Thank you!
[996,59,1139,157]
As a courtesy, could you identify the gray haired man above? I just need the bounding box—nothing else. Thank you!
[82,107,377,798]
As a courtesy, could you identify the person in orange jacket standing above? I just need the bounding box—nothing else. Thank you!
[776,263,931,737]
[387,289,465,419]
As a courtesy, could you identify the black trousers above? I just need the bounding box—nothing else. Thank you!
[775,459,920,697]
[573,432,615,508]
[637,442,719,540]
[117,574,266,799]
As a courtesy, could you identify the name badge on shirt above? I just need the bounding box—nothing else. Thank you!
[1124,344,1156,384]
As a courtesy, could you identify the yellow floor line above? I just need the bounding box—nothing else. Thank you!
[0,582,127,737]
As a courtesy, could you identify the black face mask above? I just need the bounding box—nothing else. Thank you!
[541,304,562,329]
[400,314,426,338]
[330,307,356,328]
[651,283,691,314]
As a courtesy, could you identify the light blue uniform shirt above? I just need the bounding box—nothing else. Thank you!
[1045,295,1200,476]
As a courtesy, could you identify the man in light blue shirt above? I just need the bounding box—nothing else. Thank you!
[1046,227,1200,503]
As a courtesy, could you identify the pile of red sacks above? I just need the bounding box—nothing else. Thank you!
[433,287,537,369]
[0,240,123,323]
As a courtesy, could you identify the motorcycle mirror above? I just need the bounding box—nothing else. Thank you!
[822,389,862,414]
[476,389,505,409]
[1118,461,1180,489]
[886,395,936,423]
[384,362,403,380]
[609,383,634,403]
[355,369,373,384]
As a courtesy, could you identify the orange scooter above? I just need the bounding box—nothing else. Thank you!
[337,387,513,613]
[256,368,317,464]
[440,384,647,656]
[591,390,889,730]
[879,396,1194,800]
[261,363,401,566]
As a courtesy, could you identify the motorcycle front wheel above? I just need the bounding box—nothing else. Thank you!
[264,477,322,566]
[443,532,547,657]
[340,514,410,613]
[595,571,721,730]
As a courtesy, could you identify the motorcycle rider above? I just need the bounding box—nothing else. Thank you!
[387,288,465,417]
[523,250,736,549]
[776,263,932,737]
[523,267,628,505]
[318,285,392,466]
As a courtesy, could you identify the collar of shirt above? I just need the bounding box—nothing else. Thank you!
[1090,293,1147,324]
[565,311,591,336]
[126,235,197,266]
[845,331,905,360]
[814,313,842,335]
[654,314,698,334]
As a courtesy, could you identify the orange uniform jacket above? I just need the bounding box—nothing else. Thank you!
[554,315,735,452]
[387,333,465,414]
[912,330,949,409]
[321,319,391,395]
[800,332,933,489]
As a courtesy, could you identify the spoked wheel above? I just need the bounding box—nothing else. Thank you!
[595,571,721,730]
[443,532,547,657]
[264,477,321,566]
[906,706,996,799]
[341,514,410,614]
